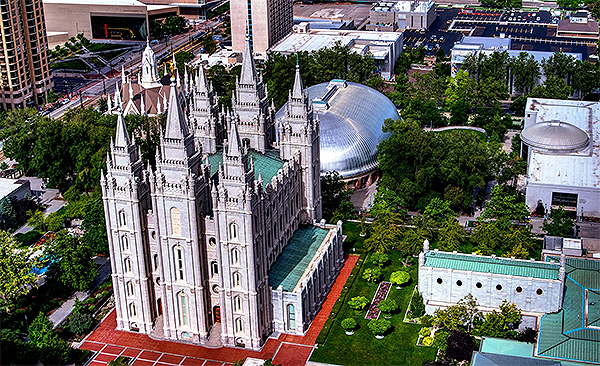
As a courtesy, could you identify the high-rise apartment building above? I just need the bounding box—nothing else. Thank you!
[231,0,293,57]
[0,0,52,109]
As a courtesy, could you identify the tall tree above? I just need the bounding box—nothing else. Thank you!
[543,207,575,237]
[572,60,600,98]
[0,232,44,312]
[541,52,576,80]
[364,212,403,253]
[46,231,97,291]
[438,218,464,252]
[320,171,354,222]
[479,186,530,222]
[510,52,541,94]
[82,192,109,255]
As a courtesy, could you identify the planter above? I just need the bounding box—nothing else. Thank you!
[396,286,402,290]
[345,330,355,335]
[359,233,367,237]
[375,335,384,339]
[384,315,392,319]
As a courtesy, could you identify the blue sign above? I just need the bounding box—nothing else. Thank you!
[212,35,222,42]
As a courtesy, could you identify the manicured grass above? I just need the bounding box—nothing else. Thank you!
[86,43,127,52]
[310,223,437,365]
[101,49,128,61]
[50,59,89,71]
[89,57,105,69]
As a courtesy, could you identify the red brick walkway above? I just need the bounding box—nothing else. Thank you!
[80,255,359,366]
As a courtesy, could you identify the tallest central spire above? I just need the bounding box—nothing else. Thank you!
[239,34,257,86]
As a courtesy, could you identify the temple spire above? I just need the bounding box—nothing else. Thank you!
[292,61,304,99]
[114,112,130,148]
[239,34,257,85]
[197,65,208,92]
[121,64,126,85]
[227,119,242,157]
[164,81,188,139]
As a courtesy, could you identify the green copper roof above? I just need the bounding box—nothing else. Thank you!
[423,252,561,280]
[207,148,285,189]
[268,226,329,292]
[537,257,600,364]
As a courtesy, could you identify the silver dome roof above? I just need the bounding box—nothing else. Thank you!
[276,80,399,178]
[521,120,589,153]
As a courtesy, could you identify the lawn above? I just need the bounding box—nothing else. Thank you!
[50,59,89,71]
[310,222,438,365]
[101,49,128,62]
[86,43,128,52]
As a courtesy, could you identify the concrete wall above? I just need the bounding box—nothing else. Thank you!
[526,183,600,218]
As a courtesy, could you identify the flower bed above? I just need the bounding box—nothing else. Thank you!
[403,286,421,324]
[365,281,391,320]
[34,231,56,247]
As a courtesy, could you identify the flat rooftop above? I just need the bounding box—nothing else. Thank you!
[268,226,330,292]
[0,178,27,198]
[423,251,561,280]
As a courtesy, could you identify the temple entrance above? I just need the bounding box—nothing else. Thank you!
[214,306,221,323]
[157,298,163,316]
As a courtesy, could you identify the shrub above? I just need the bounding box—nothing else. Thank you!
[69,313,94,335]
[421,314,434,327]
[433,330,449,352]
[348,296,369,311]
[422,336,434,347]
[341,318,357,331]
[410,291,426,318]
[370,252,389,267]
[367,318,391,336]
[390,270,411,287]
[87,305,96,313]
[109,356,132,366]
[13,230,43,247]
[378,299,398,315]
[362,267,382,283]
[419,327,431,337]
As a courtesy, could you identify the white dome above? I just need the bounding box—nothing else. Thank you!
[521,120,589,153]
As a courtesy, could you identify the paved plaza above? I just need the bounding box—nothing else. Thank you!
[80,255,360,366]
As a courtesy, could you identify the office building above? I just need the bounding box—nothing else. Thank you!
[0,0,52,109]
[231,0,293,57]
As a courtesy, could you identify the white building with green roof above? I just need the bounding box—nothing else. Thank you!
[101,35,344,351]
[418,246,564,328]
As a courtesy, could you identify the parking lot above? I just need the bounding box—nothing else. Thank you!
[398,6,596,60]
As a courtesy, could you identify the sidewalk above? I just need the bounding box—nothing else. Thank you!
[49,256,111,329]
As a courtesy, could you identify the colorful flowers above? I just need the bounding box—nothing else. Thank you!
[365,281,392,320]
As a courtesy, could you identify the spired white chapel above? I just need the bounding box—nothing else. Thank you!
[100,36,345,350]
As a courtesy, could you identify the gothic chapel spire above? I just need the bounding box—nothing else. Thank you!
[239,34,257,86]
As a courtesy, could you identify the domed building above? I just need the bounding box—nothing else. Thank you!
[276,79,399,189]
[521,98,599,217]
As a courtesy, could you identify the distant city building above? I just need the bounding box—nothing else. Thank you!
[419,244,565,330]
[271,24,403,80]
[42,0,192,48]
[231,0,293,57]
[102,36,345,350]
[0,0,52,109]
[450,36,582,96]
[557,10,599,40]
[521,98,600,218]
[276,80,399,189]
[366,0,435,32]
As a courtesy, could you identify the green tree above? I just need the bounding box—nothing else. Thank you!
[572,60,599,98]
[341,318,357,331]
[390,270,410,287]
[0,232,44,312]
[364,212,403,253]
[370,252,389,267]
[402,228,428,256]
[1,196,17,228]
[543,207,575,237]
[348,296,370,311]
[510,52,541,94]
[449,99,470,126]
[201,35,217,55]
[27,209,46,232]
[541,52,576,79]
[479,185,530,222]
[367,318,391,336]
[45,212,64,232]
[162,15,186,36]
[28,312,55,344]
[446,330,478,361]
[320,171,354,222]
[1,328,39,364]
[438,218,464,252]
[475,300,522,339]
[46,230,98,291]
[410,291,426,318]
[471,221,503,255]
[68,312,95,335]
[362,267,382,283]
[423,198,456,224]
[174,50,194,76]
[434,294,482,332]
[82,192,109,255]
[378,299,398,316]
